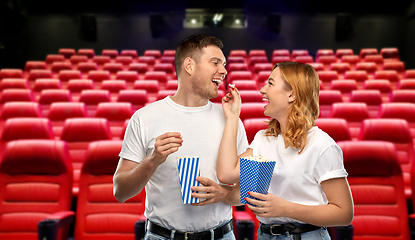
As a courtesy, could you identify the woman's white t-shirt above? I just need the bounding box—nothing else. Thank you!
[249,126,348,224]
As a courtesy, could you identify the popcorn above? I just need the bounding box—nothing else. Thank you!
[177,156,201,204]
[228,83,235,89]
[240,155,276,205]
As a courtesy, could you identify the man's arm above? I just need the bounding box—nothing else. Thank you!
[113,132,183,203]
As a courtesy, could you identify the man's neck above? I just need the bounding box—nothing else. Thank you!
[170,89,209,107]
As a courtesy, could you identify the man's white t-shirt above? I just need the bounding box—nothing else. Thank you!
[119,96,249,231]
[249,126,348,224]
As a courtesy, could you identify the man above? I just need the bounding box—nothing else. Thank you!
[113,34,248,240]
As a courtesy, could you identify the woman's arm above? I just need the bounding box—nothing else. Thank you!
[246,177,354,227]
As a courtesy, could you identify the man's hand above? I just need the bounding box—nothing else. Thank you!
[150,132,183,165]
[190,177,229,206]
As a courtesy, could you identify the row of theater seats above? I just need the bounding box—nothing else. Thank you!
[1,138,413,240]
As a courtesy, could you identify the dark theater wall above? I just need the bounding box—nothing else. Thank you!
[1,0,414,69]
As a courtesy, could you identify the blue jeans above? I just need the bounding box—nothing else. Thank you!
[144,221,236,240]
[257,223,331,240]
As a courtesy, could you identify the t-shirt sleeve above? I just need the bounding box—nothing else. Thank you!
[314,144,348,184]
[119,117,147,163]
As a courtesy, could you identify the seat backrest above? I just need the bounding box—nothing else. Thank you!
[153,63,175,73]
[58,70,82,82]
[101,49,119,59]
[319,90,343,105]
[0,78,29,90]
[0,139,73,240]
[59,48,76,58]
[78,90,111,105]
[243,118,269,144]
[116,71,139,82]
[389,90,415,104]
[380,48,400,60]
[315,118,352,142]
[1,118,54,141]
[239,90,263,103]
[67,79,94,93]
[60,118,112,142]
[87,70,111,82]
[227,63,249,72]
[374,70,399,82]
[103,63,124,73]
[33,78,62,92]
[378,103,415,123]
[317,70,338,82]
[0,102,42,120]
[116,90,148,106]
[335,49,354,59]
[226,71,253,83]
[330,103,370,122]
[0,89,34,103]
[344,70,369,82]
[133,80,159,93]
[75,140,145,240]
[77,49,95,59]
[144,71,168,83]
[144,50,161,59]
[95,102,133,121]
[38,89,72,105]
[28,69,53,81]
[398,79,415,90]
[363,79,392,93]
[121,49,138,59]
[101,80,127,93]
[24,61,47,72]
[48,102,88,121]
[330,80,357,93]
[338,140,410,240]
[349,90,383,106]
[240,103,267,122]
[359,48,378,59]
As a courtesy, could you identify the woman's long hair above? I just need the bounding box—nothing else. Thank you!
[264,61,320,153]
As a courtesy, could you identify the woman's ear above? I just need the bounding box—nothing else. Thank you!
[184,57,194,75]
[288,90,296,103]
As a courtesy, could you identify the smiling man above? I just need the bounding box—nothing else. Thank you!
[113,34,249,240]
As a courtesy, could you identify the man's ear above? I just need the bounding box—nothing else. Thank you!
[288,90,296,103]
[184,57,194,75]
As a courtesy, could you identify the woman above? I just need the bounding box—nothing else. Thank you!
[217,62,353,240]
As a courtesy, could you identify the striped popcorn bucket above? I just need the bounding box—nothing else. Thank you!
[177,156,201,204]
[240,156,276,205]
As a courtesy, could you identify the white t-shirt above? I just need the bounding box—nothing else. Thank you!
[249,126,348,224]
[119,96,249,231]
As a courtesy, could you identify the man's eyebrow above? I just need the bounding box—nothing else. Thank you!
[210,57,226,64]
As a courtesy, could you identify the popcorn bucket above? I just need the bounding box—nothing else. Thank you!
[177,156,201,204]
[240,156,276,205]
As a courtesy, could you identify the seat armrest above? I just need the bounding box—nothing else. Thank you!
[38,211,75,240]
[233,211,255,240]
[328,225,354,240]
[135,214,147,240]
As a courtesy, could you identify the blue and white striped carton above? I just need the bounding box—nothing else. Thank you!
[240,156,276,205]
[177,156,201,204]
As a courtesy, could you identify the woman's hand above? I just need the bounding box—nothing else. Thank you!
[222,84,241,119]
[245,191,288,218]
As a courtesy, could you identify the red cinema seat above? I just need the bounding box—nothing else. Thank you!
[239,90,263,103]
[116,90,148,110]
[103,63,124,74]
[133,80,159,93]
[92,56,112,70]
[227,56,246,64]
[398,79,415,90]
[0,69,23,79]
[293,55,314,64]
[358,119,414,200]
[318,71,338,88]
[77,49,95,59]
[363,80,392,94]
[144,50,161,59]
[69,55,89,66]
[240,102,267,122]
[0,102,41,120]
[38,89,72,105]
[101,49,119,59]
[165,80,178,90]
[120,49,139,59]
[60,118,112,196]
[137,56,156,68]
[1,118,54,141]
[47,102,88,137]
[77,62,98,74]
[0,89,34,103]
[58,48,76,58]
[157,90,176,100]
[78,90,111,114]
[227,63,249,72]
[95,102,133,138]
[248,56,269,71]
[318,90,343,118]
[389,90,415,104]
[308,63,324,72]
[28,69,53,81]
[74,140,146,240]
[329,63,351,78]
[144,71,169,84]
[349,90,383,117]
[163,49,176,57]
[101,80,127,93]
[243,118,269,144]
[338,140,410,240]
[160,56,175,65]
[0,78,29,90]
[67,79,94,93]
[364,54,384,70]
[315,118,352,142]
[316,55,337,70]
[88,70,111,82]
[252,63,273,75]
[359,48,378,59]
[356,62,377,79]
[272,49,290,59]
[232,80,257,91]
[116,71,139,83]
[226,71,254,84]
[249,49,267,58]
[291,49,309,59]
[45,54,66,66]
[115,56,134,68]
[383,61,406,80]
[330,80,358,94]
[380,47,400,61]
[340,55,360,70]
[344,70,369,86]
[58,70,82,83]
[229,50,248,59]
[24,61,47,73]
[51,61,73,74]
[374,70,400,87]
[272,56,291,65]
[0,139,74,240]
[32,78,62,92]
[335,49,354,59]
[316,49,334,58]
[404,69,415,79]
[330,103,370,139]
[256,71,271,86]
[128,63,149,75]
[154,63,175,74]
[378,103,415,139]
